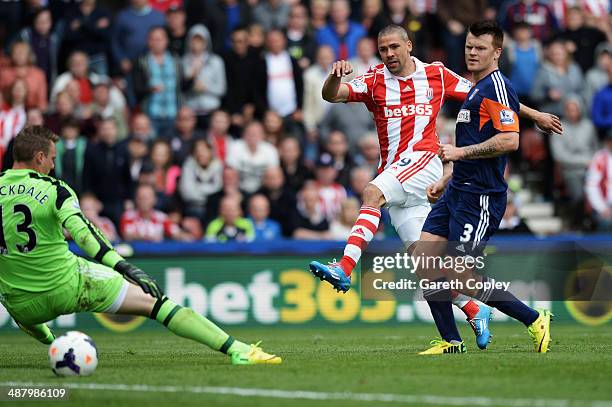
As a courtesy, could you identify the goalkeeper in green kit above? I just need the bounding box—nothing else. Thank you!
[0,126,281,365]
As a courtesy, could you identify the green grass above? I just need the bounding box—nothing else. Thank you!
[1,324,611,406]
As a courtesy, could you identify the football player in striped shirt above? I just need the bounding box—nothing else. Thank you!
[309,24,561,349]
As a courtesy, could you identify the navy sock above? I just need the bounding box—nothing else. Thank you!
[423,278,462,342]
[476,276,539,326]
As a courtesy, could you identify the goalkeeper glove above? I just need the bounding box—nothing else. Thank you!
[114,261,164,299]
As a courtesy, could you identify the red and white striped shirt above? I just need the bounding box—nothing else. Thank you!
[120,209,180,242]
[346,58,472,173]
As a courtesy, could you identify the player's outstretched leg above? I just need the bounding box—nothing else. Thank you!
[393,203,493,350]
[309,184,384,293]
[418,280,466,355]
[118,284,282,364]
[452,292,492,350]
[15,321,56,345]
[472,276,552,353]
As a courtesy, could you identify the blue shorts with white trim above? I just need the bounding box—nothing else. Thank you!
[422,185,506,253]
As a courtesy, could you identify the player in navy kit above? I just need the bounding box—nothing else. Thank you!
[414,21,553,355]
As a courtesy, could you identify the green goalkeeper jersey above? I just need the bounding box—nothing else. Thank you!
[0,169,123,295]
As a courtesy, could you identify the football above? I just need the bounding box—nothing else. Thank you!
[48,331,98,376]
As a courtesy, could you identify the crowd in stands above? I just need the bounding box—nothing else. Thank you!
[0,0,611,241]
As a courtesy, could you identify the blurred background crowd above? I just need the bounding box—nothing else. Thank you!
[0,0,610,242]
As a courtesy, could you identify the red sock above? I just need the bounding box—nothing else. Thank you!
[461,300,480,320]
[339,206,381,276]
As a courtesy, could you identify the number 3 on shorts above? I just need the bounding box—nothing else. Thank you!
[460,223,473,242]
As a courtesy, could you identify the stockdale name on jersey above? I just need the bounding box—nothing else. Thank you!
[0,184,49,205]
[383,104,433,118]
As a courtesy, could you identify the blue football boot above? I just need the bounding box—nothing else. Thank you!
[309,261,351,293]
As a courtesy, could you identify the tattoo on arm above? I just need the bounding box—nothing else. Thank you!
[461,136,508,159]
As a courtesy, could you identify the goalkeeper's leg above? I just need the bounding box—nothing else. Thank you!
[116,284,281,363]
[15,321,56,345]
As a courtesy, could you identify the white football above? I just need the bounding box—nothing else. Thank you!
[49,331,98,376]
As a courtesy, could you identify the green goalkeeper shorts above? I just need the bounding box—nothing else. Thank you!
[2,257,129,326]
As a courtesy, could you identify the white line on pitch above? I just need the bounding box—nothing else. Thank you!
[1,381,610,407]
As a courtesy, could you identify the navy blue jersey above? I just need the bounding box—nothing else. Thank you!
[450,70,520,194]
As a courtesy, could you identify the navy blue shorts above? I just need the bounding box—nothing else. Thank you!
[422,185,506,252]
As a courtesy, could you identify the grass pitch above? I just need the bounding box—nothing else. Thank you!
[1,324,611,407]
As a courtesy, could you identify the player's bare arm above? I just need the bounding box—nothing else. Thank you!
[438,132,519,161]
[321,60,353,103]
[427,161,453,203]
[518,103,563,135]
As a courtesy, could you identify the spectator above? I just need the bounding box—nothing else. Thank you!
[555,7,607,73]
[205,195,255,242]
[16,8,60,87]
[384,0,432,61]
[133,27,187,137]
[324,130,355,188]
[257,166,297,235]
[0,0,23,46]
[551,96,599,222]
[51,51,126,111]
[309,0,330,31]
[502,22,542,104]
[348,165,374,200]
[205,166,248,225]
[194,0,253,54]
[253,0,290,31]
[55,118,88,195]
[592,61,612,136]
[354,133,380,175]
[164,106,204,166]
[0,41,47,111]
[44,91,77,135]
[121,183,189,241]
[497,193,534,235]
[437,0,485,74]
[1,107,45,170]
[290,182,331,239]
[262,110,288,146]
[303,45,335,135]
[316,0,366,60]
[79,192,119,242]
[150,0,183,13]
[0,80,27,158]
[248,23,267,54]
[206,109,234,164]
[112,0,165,77]
[329,197,360,239]
[222,26,267,127]
[285,4,318,70]
[150,139,181,210]
[227,121,280,194]
[128,112,156,144]
[123,136,150,198]
[264,29,304,122]
[165,5,188,56]
[360,0,389,40]
[248,194,282,240]
[348,37,381,78]
[59,0,112,76]
[91,81,129,141]
[319,100,376,154]
[314,152,347,221]
[531,40,583,117]
[585,131,612,231]
[182,24,227,129]
[83,118,132,226]
[502,0,558,42]
[584,43,612,110]
[278,136,313,193]
[179,138,223,219]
